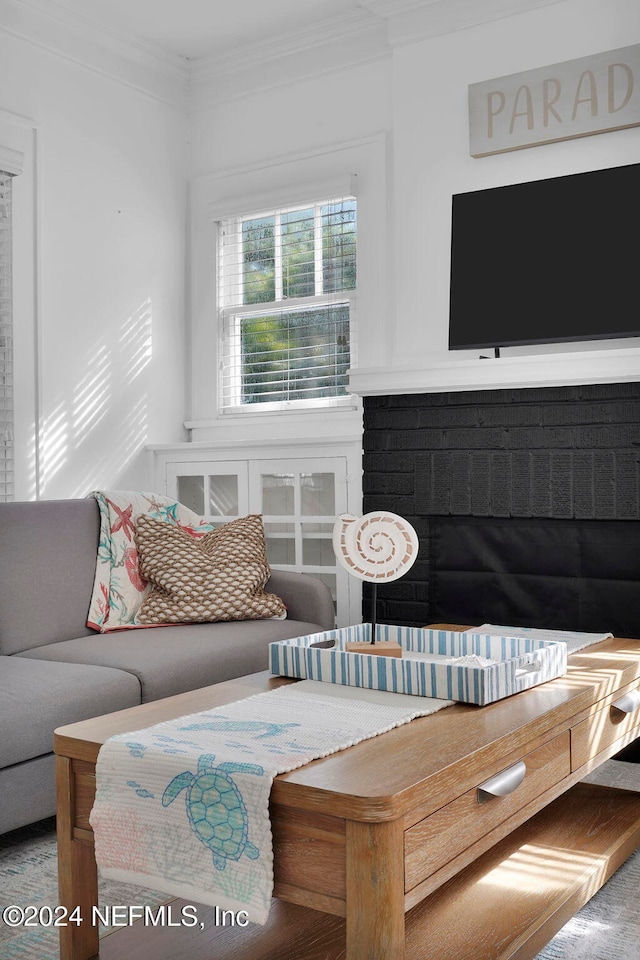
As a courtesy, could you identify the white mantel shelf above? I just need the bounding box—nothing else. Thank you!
[349,347,640,397]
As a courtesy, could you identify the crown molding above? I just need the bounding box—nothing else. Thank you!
[188,0,572,109]
[189,9,390,110]
[359,0,442,16]
[192,8,380,79]
[378,0,571,47]
[0,0,572,111]
[0,0,189,109]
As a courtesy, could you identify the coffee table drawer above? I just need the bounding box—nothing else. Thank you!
[404,732,570,894]
[572,684,640,770]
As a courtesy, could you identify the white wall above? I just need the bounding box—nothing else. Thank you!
[383,0,640,391]
[0,27,188,499]
[187,56,391,443]
[189,0,640,416]
[3,0,639,499]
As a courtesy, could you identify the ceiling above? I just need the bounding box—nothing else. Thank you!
[47,0,387,62]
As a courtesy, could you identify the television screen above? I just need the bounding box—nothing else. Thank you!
[448,162,640,351]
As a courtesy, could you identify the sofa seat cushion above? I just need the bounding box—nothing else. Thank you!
[0,656,141,769]
[15,619,323,703]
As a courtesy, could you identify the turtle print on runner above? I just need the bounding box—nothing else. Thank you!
[162,753,263,870]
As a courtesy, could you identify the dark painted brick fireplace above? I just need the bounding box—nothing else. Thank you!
[362,381,640,630]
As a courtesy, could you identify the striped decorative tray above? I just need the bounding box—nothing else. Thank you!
[269,624,568,706]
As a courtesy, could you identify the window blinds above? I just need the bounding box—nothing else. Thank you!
[0,172,13,501]
[218,196,356,411]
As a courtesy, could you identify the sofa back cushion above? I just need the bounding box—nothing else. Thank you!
[0,499,100,654]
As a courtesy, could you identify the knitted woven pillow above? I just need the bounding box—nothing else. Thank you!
[134,514,286,624]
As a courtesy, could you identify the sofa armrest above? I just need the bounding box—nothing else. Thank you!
[265,570,335,632]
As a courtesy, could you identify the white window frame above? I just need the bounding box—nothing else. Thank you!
[0,170,14,501]
[0,110,38,500]
[0,138,26,502]
[216,195,357,416]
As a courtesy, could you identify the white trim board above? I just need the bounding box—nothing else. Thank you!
[2,0,573,109]
[349,347,640,396]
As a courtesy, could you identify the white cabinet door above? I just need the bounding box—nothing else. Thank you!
[249,458,349,625]
[162,455,355,626]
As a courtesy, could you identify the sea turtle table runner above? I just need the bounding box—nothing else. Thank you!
[90,680,451,925]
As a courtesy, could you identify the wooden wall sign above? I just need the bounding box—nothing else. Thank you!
[469,44,640,157]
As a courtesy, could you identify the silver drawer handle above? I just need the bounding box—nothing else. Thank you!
[612,690,640,714]
[478,761,527,804]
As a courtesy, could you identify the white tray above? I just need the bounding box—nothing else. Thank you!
[269,624,568,706]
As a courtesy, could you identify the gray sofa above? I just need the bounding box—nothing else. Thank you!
[0,498,335,835]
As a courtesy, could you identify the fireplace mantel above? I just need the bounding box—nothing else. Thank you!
[350,346,640,397]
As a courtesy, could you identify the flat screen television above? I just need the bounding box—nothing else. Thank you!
[448,161,640,351]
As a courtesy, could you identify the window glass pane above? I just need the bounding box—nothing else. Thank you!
[240,305,350,404]
[322,200,356,293]
[302,522,334,565]
[243,215,275,304]
[263,522,295,564]
[177,476,204,515]
[208,475,239,516]
[301,474,335,515]
[220,196,355,412]
[282,208,315,299]
[261,474,295,515]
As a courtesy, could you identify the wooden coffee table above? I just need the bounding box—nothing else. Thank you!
[55,633,640,960]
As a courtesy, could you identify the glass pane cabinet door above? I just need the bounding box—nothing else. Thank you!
[262,522,296,565]
[176,474,205,516]
[261,474,295,516]
[250,458,348,623]
[166,461,249,523]
[208,475,240,516]
[302,522,335,565]
[301,473,335,515]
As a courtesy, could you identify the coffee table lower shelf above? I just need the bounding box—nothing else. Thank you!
[95,781,640,960]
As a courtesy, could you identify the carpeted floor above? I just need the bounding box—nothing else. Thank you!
[1,760,639,960]
[0,816,166,959]
[533,759,640,960]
